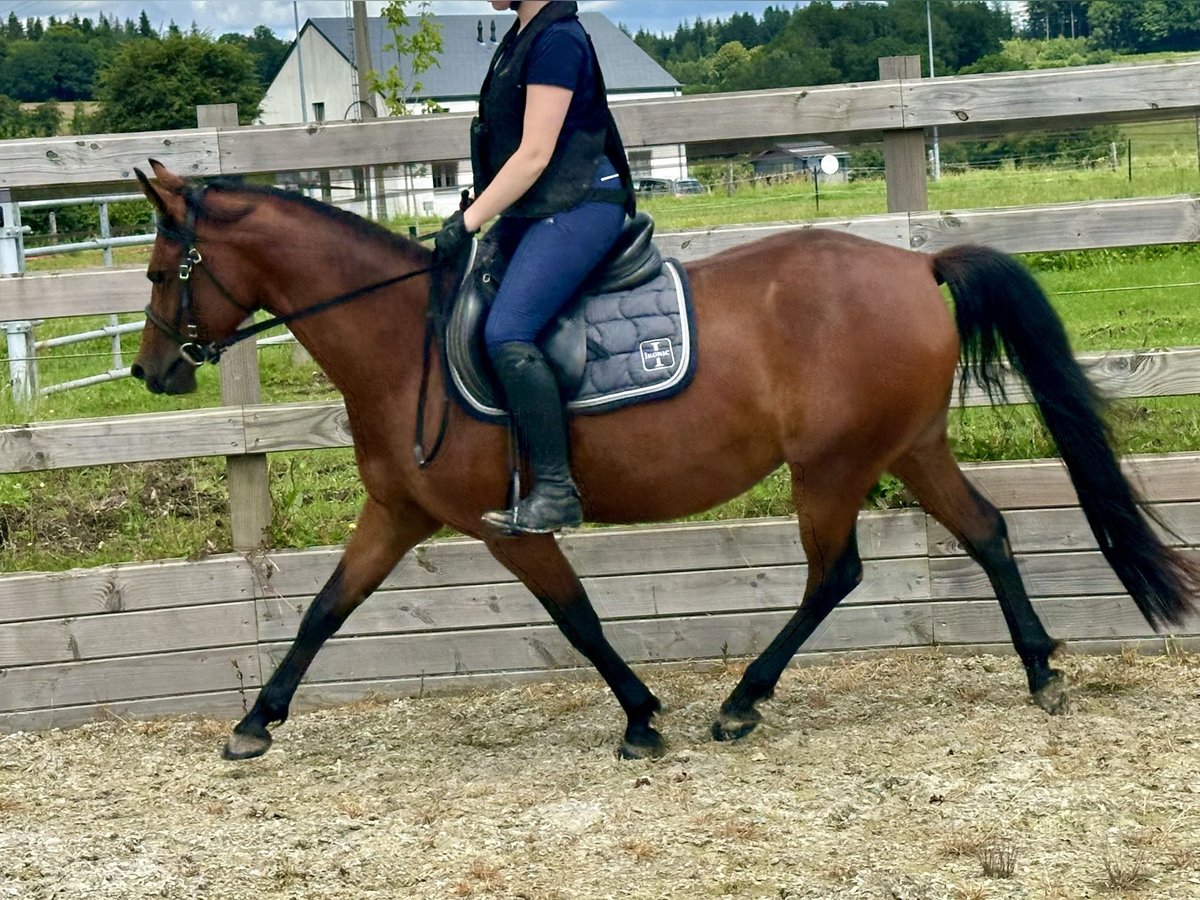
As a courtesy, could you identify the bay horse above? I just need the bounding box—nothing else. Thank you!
[131,161,1196,761]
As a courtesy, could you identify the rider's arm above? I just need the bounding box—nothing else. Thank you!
[462,83,573,232]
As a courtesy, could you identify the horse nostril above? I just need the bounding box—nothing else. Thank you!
[130,363,145,380]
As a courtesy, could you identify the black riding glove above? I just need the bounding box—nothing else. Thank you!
[434,210,475,263]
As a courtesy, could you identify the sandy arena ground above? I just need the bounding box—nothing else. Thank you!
[2,650,1199,899]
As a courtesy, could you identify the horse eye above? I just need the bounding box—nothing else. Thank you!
[147,270,167,284]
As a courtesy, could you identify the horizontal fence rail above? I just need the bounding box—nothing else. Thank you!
[4,196,1200,322]
[1,61,1198,190]
[3,350,1200,473]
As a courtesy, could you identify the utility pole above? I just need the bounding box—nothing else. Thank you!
[294,1,309,123]
[926,0,941,181]
[352,0,388,219]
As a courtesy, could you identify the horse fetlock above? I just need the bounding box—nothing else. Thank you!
[632,692,663,719]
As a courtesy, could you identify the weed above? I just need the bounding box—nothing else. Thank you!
[942,828,990,858]
[977,841,1018,879]
[1104,847,1150,890]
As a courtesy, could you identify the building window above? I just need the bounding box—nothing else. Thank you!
[312,101,325,123]
[432,160,458,189]
[352,167,367,200]
[628,150,652,177]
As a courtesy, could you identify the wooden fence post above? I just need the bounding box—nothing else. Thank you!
[878,56,928,214]
[197,103,272,551]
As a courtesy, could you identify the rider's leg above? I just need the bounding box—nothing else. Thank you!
[482,197,625,534]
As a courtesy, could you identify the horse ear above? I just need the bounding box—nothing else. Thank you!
[135,160,186,223]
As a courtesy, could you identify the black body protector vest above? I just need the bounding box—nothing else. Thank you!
[470,1,636,219]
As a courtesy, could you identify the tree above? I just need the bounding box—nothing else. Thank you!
[366,0,444,116]
[137,11,155,39]
[0,96,61,138]
[95,34,263,132]
[4,12,22,41]
[1023,1,1090,40]
[218,25,289,88]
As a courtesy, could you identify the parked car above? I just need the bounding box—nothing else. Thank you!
[633,177,673,194]
[672,178,707,195]
[633,177,708,197]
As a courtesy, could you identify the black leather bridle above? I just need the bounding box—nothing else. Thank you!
[144,186,439,367]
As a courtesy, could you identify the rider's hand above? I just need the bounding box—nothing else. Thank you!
[434,210,475,263]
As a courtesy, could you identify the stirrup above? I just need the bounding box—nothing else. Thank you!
[482,487,582,535]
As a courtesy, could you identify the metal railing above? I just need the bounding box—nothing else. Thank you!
[3,193,155,403]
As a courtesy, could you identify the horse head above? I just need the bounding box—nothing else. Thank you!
[130,160,260,394]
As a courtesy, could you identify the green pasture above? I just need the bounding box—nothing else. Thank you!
[2,140,1199,571]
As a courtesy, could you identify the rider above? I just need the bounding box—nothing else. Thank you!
[435,0,635,535]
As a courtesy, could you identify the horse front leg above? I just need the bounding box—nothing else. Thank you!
[486,534,665,759]
[223,498,440,760]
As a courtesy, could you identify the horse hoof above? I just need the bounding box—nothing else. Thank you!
[222,725,272,760]
[711,707,762,742]
[618,727,666,760]
[1034,674,1071,716]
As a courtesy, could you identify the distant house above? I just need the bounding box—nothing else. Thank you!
[259,13,683,218]
[752,141,852,184]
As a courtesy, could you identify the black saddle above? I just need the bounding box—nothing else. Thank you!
[444,212,663,413]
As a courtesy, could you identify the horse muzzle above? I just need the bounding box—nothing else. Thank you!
[130,354,199,395]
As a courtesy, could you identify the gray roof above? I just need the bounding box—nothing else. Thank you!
[306,13,678,101]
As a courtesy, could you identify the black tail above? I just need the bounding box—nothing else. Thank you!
[933,244,1198,630]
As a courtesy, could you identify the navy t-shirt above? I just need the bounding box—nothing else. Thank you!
[524,19,619,187]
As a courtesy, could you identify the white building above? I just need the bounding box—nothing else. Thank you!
[259,12,685,219]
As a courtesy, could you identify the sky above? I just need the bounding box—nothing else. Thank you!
[3,1,815,39]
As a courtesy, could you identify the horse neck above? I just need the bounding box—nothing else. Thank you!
[236,198,431,401]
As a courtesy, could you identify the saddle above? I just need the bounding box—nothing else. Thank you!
[444,212,667,416]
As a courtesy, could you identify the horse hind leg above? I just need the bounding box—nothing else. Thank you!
[713,461,869,741]
[223,497,441,760]
[891,432,1068,713]
[485,533,665,759]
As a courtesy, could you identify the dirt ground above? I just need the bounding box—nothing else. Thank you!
[2,651,1199,900]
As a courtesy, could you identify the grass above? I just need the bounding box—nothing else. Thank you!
[2,137,1199,571]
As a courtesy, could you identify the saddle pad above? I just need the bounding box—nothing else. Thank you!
[449,258,696,422]
[572,258,696,414]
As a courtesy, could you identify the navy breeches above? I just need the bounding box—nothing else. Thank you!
[483,198,625,352]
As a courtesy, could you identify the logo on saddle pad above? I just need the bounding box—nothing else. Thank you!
[640,339,676,372]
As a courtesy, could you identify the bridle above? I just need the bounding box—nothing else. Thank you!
[143,185,454,467]
[144,186,439,367]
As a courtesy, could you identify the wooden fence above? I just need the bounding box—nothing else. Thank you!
[1,59,1199,731]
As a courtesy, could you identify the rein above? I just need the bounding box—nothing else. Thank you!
[145,186,453,467]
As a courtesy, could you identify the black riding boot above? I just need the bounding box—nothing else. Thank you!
[482,341,583,534]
